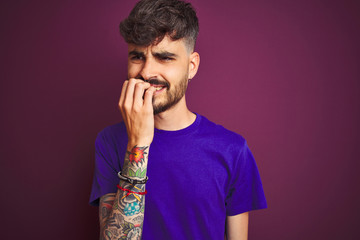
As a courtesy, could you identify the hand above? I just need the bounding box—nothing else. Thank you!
[118,78,156,149]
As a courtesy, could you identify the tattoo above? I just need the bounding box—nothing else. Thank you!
[113,199,119,210]
[107,213,123,229]
[124,202,141,216]
[127,145,148,166]
[131,215,144,222]
[128,167,147,178]
[104,229,112,239]
[118,221,142,240]
[101,206,110,219]
[100,194,115,222]
[118,183,145,215]
[100,145,149,240]
[126,226,142,240]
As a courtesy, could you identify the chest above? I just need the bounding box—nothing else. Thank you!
[145,137,233,207]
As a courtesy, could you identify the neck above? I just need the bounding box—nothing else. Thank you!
[154,97,196,131]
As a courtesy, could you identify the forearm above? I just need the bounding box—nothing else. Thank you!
[99,78,155,239]
[100,145,149,240]
[225,212,249,240]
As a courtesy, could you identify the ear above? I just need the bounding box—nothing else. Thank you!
[188,52,200,80]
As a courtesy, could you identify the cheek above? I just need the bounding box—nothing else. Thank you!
[128,63,141,78]
[162,63,188,82]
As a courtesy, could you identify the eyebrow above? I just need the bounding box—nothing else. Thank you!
[128,50,178,59]
[128,50,145,57]
[153,51,178,59]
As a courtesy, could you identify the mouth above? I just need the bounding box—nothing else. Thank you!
[151,84,166,91]
[151,84,167,96]
[144,79,169,90]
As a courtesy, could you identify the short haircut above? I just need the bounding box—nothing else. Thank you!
[119,0,199,52]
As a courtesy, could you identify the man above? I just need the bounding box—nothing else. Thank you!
[89,0,267,239]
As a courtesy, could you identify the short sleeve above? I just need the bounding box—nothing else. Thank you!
[89,130,121,206]
[225,141,267,215]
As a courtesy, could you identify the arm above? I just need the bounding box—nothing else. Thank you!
[225,212,249,240]
[99,79,155,240]
[99,145,150,240]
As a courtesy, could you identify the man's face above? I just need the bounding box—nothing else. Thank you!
[127,36,191,115]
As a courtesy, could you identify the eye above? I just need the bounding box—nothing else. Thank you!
[161,56,174,61]
[131,55,143,61]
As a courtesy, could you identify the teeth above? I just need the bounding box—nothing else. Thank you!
[155,87,163,91]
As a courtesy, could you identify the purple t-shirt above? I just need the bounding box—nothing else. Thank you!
[89,113,267,239]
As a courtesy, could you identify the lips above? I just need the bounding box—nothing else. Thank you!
[145,79,170,90]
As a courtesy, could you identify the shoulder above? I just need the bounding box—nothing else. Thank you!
[197,114,247,149]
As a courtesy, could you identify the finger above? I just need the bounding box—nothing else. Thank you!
[123,78,140,110]
[133,82,151,107]
[143,86,155,109]
[119,80,129,109]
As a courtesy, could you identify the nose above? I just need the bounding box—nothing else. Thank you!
[139,57,158,81]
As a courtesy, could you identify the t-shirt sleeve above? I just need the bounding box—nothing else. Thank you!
[225,140,267,215]
[89,130,120,206]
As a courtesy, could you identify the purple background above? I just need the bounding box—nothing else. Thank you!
[1,0,359,239]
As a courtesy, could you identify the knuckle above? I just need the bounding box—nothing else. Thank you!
[123,103,131,112]
[119,106,125,114]
[128,78,137,84]
[135,82,145,89]
[132,106,140,113]
[145,89,154,95]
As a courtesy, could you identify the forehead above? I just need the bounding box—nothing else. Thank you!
[128,35,188,54]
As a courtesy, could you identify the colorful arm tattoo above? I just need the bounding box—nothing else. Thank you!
[128,145,148,167]
[99,145,149,240]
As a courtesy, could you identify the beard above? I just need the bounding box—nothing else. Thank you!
[151,74,189,115]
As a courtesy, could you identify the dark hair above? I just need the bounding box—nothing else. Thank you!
[119,0,199,51]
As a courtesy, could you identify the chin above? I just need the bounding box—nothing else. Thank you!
[152,101,172,115]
